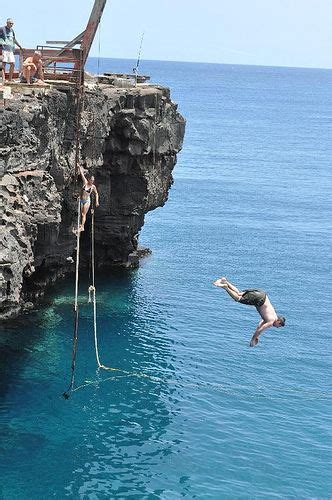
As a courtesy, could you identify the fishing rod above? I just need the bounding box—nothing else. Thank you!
[133,31,145,85]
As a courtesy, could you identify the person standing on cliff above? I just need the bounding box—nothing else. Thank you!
[0,19,23,81]
[0,51,3,84]
[78,165,99,232]
[213,277,285,346]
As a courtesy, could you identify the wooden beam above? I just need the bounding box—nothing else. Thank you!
[44,31,85,67]
[45,41,72,45]
[80,0,107,65]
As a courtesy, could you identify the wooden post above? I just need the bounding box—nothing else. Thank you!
[80,0,107,66]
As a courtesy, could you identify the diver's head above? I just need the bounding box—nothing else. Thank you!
[274,316,286,328]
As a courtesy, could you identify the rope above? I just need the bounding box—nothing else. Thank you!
[64,90,163,393]
[74,197,81,311]
[87,203,122,373]
[63,307,79,399]
[153,92,158,166]
[87,201,132,374]
[97,23,101,78]
[70,369,332,401]
[72,54,84,198]
[63,59,84,400]
[89,205,102,368]
[91,206,95,289]
[74,79,84,178]
[71,366,161,394]
[63,197,81,399]
[63,56,86,398]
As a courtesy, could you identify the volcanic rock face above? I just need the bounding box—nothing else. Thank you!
[0,83,185,319]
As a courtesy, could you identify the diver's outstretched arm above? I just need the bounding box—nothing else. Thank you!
[249,320,274,347]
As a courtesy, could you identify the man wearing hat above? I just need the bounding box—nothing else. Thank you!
[0,18,22,81]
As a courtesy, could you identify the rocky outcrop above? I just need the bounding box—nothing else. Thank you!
[0,82,185,319]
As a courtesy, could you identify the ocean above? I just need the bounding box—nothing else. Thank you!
[1,59,331,498]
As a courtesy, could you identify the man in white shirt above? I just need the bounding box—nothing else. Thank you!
[0,18,23,81]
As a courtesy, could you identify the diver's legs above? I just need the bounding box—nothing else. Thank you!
[222,285,242,302]
[213,278,242,302]
[222,279,242,295]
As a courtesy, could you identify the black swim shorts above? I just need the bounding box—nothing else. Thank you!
[239,289,266,307]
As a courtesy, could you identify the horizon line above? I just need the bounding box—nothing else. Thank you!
[88,55,332,72]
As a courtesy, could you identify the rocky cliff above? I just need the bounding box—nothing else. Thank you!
[0,81,185,319]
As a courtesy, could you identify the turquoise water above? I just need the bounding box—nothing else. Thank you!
[1,60,332,498]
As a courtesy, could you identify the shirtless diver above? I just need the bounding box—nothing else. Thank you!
[213,277,285,347]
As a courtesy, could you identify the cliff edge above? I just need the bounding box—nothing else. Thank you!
[0,81,185,319]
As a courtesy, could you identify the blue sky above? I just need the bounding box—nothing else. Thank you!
[5,0,332,69]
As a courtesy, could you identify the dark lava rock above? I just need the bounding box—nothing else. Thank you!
[0,83,185,319]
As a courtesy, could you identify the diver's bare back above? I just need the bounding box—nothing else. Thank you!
[257,295,278,322]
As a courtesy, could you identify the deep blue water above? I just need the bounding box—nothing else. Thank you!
[1,59,332,498]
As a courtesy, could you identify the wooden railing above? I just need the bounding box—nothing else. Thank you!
[13,46,83,82]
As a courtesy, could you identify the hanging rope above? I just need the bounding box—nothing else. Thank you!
[153,92,158,167]
[63,89,166,395]
[62,307,79,399]
[97,22,101,79]
[64,63,163,396]
[88,199,119,372]
[74,70,84,179]
[85,196,134,374]
[62,56,86,399]
[74,197,81,312]
[63,197,81,399]
[88,203,102,368]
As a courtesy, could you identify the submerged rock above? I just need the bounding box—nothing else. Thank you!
[0,82,185,319]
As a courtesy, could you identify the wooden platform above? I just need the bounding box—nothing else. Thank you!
[3,79,77,94]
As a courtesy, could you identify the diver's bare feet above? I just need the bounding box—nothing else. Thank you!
[213,279,227,288]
